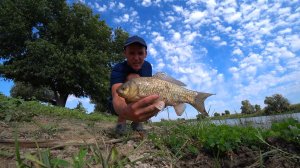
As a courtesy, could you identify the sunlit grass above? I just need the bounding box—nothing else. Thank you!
[0,94,116,122]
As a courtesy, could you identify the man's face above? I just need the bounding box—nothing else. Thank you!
[124,43,147,71]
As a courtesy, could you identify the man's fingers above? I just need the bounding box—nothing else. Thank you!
[132,95,160,109]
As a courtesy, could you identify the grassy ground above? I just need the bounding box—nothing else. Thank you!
[0,95,299,167]
[0,94,116,122]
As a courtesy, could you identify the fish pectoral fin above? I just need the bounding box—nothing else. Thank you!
[174,103,186,116]
[153,101,165,111]
[153,72,186,86]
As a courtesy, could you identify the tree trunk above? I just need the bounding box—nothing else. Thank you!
[54,91,69,107]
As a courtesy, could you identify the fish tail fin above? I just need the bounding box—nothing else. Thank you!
[191,92,214,116]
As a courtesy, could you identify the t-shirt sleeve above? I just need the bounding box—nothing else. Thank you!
[144,61,152,77]
[110,64,126,87]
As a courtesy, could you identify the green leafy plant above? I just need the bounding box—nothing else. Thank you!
[269,118,300,144]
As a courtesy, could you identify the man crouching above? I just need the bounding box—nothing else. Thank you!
[110,35,160,135]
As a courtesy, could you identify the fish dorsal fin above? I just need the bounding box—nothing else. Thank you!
[153,72,186,86]
[174,103,186,116]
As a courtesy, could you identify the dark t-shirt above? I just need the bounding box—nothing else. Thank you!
[110,60,152,87]
[108,61,152,115]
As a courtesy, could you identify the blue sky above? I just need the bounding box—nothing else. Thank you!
[1,0,300,121]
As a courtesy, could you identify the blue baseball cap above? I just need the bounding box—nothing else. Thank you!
[124,35,147,50]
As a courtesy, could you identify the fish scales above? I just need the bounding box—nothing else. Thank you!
[137,78,193,105]
[117,73,213,116]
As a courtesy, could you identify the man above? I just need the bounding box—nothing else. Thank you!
[110,35,161,135]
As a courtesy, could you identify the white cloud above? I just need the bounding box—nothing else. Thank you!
[220,41,227,46]
[185,10,207,24]
[183,31,199,42]
[229,67,238,73]
[95,3,107,12]
[141,0,151,7]
[286,35,300,51]
[232,48,243,55]
[212,36,220,41]
[173,32,181,41]
[118,2,125,9]
[148,43,158,57]
[114,14,130,23]
[109,2,116,9]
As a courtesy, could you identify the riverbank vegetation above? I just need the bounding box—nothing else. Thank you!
[211,94,300,120]
[1,95,299,167]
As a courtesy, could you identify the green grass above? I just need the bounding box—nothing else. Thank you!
[149,118,300,157]
[0,94,116,122]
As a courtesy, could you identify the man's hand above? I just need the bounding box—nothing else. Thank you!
[120,95,162,122]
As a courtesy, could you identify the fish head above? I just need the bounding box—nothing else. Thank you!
[117,80,139,102]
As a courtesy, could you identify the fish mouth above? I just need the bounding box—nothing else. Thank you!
[116,87,123,97]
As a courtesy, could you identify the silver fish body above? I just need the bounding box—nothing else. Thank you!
[117,73,213,116]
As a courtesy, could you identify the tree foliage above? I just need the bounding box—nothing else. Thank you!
[214,112,220,117]
[264,94,290,115]
[241,100,255,114]
[254,104,261,113]
[0,0,128,108]
[10,82,56,105]
[225,110,230,115]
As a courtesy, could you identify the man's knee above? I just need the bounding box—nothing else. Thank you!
[126,73,140,81]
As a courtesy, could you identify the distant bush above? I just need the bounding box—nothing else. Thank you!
[214,112,220,117]
[290,103,300,112]
[224,110,230,115]
[0,94,116,122]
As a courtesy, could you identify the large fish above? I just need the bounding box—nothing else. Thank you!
[117,73,214,116]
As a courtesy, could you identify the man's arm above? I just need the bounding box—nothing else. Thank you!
[111,83,161,122]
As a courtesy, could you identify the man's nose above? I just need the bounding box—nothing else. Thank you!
[132,54,140,60]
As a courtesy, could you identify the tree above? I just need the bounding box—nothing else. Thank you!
[241,100,255,114]
[254,104,261,113]
[264,94,290,115]
[214,112,220,117]
[0,0,128,107]
[10,82,56,105]
[225,110,230,115]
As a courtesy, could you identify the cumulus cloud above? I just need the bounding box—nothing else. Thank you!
[118,2,125,9]
[95,3,107,12]
[232,48,243,55]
